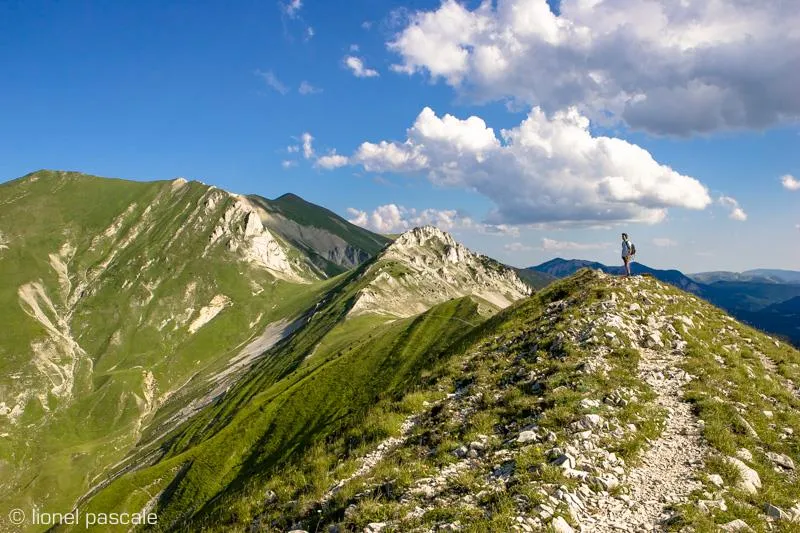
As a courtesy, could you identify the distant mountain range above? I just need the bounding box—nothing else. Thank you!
[689,269,800,285]
[529,258,800,347]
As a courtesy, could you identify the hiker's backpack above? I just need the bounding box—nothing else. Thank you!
[630,243,637,255]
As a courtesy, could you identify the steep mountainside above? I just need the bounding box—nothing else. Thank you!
[70,270,800,533]
[0,171,336,525]
[513,267,558,290]
[65,225,532,531]
[736,296,800,349]
[247,193,391,277]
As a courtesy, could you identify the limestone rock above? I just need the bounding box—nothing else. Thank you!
[719,519,754,532]
[551,516,575,533]
[725,456,761,495]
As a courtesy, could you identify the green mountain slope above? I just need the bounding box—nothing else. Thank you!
[247,193,391,277]
[65,224,532,532]
[254,271,800,532]
[0,171,331,527]
[64,268,800,532]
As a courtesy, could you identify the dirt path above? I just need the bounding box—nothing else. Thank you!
[583,347,706,532]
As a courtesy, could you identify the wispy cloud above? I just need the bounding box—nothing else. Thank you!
[344,56,379,78]
[504,242,533,252]
[782,174,800,191]
[255,69,288,95]
[718,196,748,221]
[282,0,302,18]
[281,160,297,169]
[541,238,610,251]
[653,237,678,247]
[298,81,322,95]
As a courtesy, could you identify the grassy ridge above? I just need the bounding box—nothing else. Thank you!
[71,295,487,531]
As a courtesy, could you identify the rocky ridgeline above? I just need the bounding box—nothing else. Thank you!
[279,271,800,533]
[349,226,531,318]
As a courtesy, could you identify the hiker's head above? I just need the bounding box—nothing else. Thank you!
[621,233,628,240]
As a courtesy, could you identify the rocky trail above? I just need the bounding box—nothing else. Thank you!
[580,348,706,532]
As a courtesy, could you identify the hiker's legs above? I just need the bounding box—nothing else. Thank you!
[623,256,631,276]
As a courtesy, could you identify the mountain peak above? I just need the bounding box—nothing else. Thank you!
[386,225,466,263]
[349,226,531,318]
[392,225,456,246]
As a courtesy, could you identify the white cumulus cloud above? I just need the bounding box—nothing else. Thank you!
[325,106,712,226]
[389,0,800,135]
[344,56,380,78]
[782,174,800,191]
[316,152,349,169]
[718,196,747,221]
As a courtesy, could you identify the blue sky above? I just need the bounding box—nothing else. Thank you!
[1,0,798,272]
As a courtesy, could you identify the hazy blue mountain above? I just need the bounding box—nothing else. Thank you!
[689,269,800,284]
[530,258,703,294]
[743,269,800,284]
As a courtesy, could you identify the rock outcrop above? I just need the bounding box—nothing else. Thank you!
[349,226,532,317]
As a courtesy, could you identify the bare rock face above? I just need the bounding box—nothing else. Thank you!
[348,226,532,318]
[204,193,311,282]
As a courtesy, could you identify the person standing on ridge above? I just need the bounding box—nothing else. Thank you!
[621,233,635,276]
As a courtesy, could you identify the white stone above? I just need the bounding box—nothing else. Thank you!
[725,456,761,495]
[736,448,753,462]
[551,516,574,533]
[719,519,753,532]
